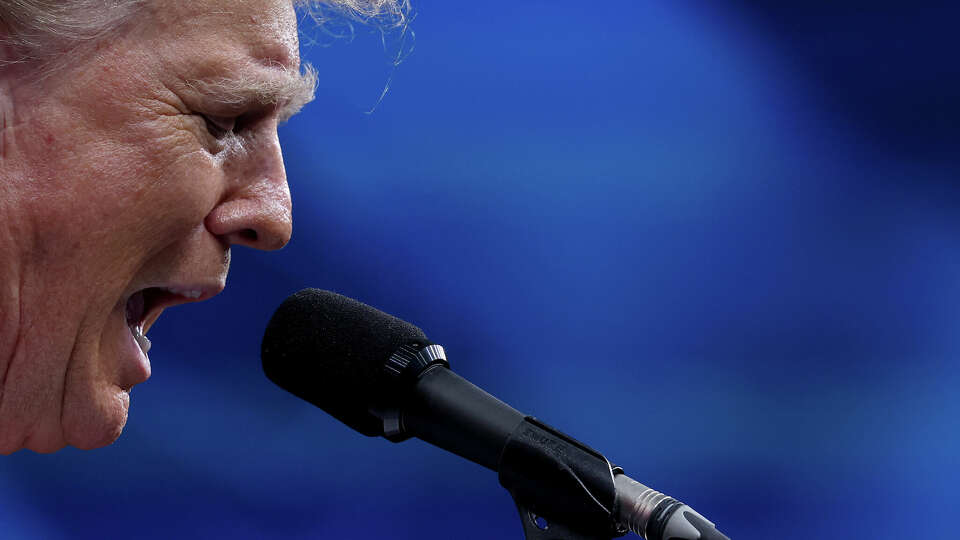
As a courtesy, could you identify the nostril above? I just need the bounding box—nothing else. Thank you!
[205,196,290,251]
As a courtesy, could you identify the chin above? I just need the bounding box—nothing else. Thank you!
[61,385,131,451]
[23,437,68,454]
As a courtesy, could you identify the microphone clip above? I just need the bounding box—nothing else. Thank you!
[499,417,629,540]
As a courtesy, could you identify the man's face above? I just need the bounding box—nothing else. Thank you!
[0,0,313,453]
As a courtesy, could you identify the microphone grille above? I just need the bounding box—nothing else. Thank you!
[261,288,431,436]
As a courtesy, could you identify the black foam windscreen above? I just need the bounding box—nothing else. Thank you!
[261,288,431,436]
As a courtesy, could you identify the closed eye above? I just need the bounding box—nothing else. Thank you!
[202,114,237,139]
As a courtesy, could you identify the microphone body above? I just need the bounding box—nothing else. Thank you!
[395,360,524,469]
[262,289,729,540]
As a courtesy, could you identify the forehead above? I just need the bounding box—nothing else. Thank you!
[146,0,300,70]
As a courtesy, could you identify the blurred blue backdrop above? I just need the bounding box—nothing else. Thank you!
[2,1,959,539]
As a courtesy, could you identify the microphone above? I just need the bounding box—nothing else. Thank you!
[261,288,730,540]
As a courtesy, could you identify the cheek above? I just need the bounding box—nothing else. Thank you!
[94,127,225,250]
[138,128,225,225]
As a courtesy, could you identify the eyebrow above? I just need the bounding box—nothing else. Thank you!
[187,63,318,122]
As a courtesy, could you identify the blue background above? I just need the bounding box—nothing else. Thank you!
[2,1,959,539]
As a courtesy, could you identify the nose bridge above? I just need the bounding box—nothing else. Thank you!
[206,129,292,251]
[249,130,286,184]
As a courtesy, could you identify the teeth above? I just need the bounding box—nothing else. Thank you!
[166,287,202,299]
[130,324,152,355]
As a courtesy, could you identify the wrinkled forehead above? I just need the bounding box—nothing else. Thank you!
[146,0,300,70]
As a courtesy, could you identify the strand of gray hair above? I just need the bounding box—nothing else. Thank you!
[0,0,410,67]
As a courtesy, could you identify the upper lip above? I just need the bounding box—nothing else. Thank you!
[125,280,226,334]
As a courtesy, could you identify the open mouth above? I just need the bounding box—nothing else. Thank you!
[124,287,206,356]
[125,290,152,354]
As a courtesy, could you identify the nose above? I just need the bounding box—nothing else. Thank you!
[205,133,293,251]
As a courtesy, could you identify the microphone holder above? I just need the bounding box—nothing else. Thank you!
[498,417,628,540]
